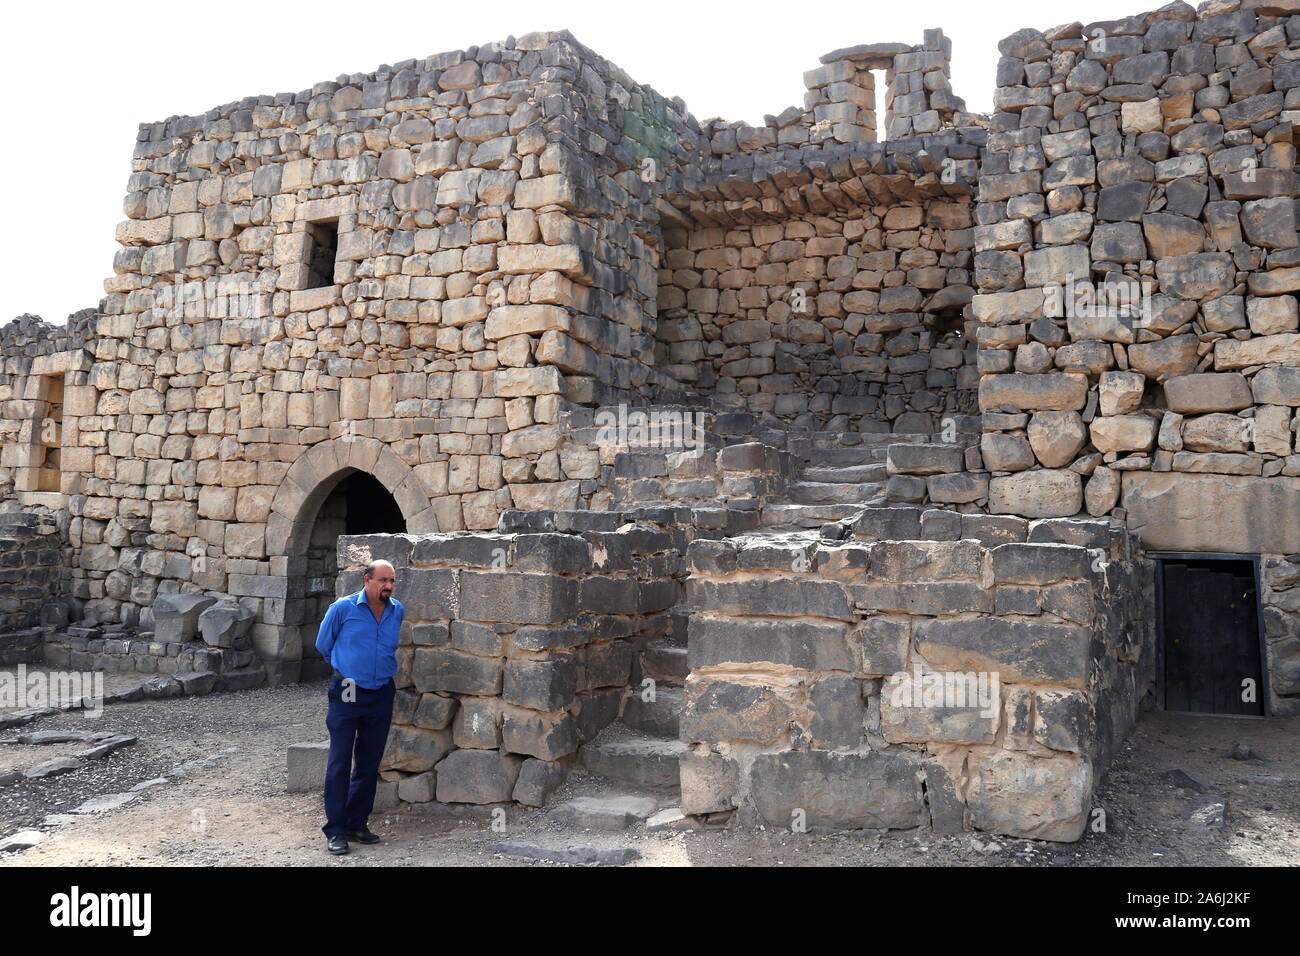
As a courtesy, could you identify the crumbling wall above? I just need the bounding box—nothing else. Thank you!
[0,508,71,635]
[680,510,1152,841]
[336,508,687,807]
[974,4,1300,543]
[656,195,978,431]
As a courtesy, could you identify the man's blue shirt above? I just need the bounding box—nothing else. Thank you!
[315,590,403,690]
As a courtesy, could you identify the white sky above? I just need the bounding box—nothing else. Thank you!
[1,0,1145,327]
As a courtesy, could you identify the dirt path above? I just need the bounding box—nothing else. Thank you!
[1,680,1296,867]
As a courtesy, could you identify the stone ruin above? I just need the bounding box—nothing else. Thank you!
[4,0,1300,841]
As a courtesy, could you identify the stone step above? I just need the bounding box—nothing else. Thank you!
[622,684,683,738]
[760,503,875,528]
[580,729,686,792]
[802,463,888,484]
[549,792,664,830]
[787,481,884,504]
[804,447,886,466]
[641,640,689,684]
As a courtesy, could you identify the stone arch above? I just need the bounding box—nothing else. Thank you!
[268,437,441,555]
[260,438,441,682]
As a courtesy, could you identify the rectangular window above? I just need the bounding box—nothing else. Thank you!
[35,374,63,493]
[305,219,339,289]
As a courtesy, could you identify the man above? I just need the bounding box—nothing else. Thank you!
[315,559,403,855]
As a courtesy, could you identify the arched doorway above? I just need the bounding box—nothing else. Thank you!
[300,470,408,679]
[262,437,443,683]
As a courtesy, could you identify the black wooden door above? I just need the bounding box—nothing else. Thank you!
[1162,559,1263,715]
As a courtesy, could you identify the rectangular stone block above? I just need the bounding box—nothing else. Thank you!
[915,618,1091,687]
[689,617,853,671]
[458,571,577,624]
[410,647,502,695]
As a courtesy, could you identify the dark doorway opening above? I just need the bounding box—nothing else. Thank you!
[1158,555,1265,716]
[305,218,339,289]
[300,470,407,679]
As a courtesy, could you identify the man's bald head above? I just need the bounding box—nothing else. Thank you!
[363,560,396,603]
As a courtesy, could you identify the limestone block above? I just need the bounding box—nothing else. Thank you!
[1164,372,1253,413]
[1090,414,1158,453]
[989,469,1083,518]
[1027,411,1088,468]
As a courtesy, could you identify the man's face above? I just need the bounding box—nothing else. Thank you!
[364,564,395,603]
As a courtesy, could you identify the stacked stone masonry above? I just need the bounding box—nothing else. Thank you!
[0,3,1297,840]
[335,509,687,808]
[681,511,1152,841]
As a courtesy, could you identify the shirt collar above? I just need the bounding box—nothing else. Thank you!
[352,589,367,605]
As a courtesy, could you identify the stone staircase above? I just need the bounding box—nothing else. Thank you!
[546,415,988,829]
[555,611,692,829]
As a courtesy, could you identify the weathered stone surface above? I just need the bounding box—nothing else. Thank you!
[501,709,579,760]
[411,647,502,695]
[880,671,999,744]
[1164,373,1253,414]
[152,594,217,643]
[886,444,963,476]
[915,617,1091,686]
[382,725,453,772]
[1215,333,1300,370]
[689,617,852,671]
[1182,413,1251,453]
[1127,335,1200,381]
[680,678,792,744]
[980,433,1036,471]
[748,750,926,830]
[679,750,738,815]
[1090,415,1158,454]
[1251,366,1300,406]
[989,470,1083,518]
[511,758,567,807]
[980,373,1089,411]
[286,741,329,792]
[1123,472,1300,553]
[1027,411,1088,468]
[967,750,1093,842]
[435,748,522,804]
[1085,466,1121,516]
[199,601,256,648]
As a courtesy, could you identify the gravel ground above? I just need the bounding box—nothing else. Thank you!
[0,673,1295,867]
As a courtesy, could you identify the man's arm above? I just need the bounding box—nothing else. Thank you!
[315,599,344,661]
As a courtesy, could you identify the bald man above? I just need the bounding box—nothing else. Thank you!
[315,560,404,855]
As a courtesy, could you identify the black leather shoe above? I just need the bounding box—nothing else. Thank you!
[346,828,380,845]
[327,835,349,855]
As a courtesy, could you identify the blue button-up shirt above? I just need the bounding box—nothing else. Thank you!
[315,589,404,690]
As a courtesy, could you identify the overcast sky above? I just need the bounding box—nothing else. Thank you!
[2,0,1145,327]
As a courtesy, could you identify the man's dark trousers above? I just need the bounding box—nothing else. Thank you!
[323,673,395,838]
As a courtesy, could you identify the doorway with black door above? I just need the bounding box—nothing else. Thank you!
[1156,553,1267,716]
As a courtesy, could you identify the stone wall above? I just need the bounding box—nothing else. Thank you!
[1260,552,1300,714]
[680,510,1152,841]
[0,508,70,633]
[335,508,687,808]
[655,194,978,431]
[974,3,1300,550]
